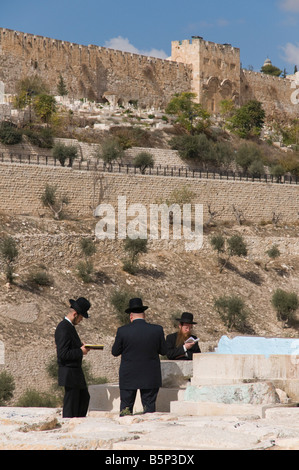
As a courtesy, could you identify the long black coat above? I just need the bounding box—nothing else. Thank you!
[55,318,86,389]
[112,319,167,390]
[166,332,201,360]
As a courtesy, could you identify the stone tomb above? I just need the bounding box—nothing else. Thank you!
[89,360,193,414]
[171,336,299,417]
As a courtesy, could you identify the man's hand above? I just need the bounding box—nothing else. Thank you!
[81,344,90,355]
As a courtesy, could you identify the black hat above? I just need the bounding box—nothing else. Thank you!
[69,297,91,318]
[176,312,197,324]
[125,298,148,314]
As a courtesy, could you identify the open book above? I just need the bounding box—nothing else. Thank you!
[184,337,199,344]
[85,344,104,350]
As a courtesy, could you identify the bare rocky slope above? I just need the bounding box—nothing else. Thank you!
[1,210,299,404]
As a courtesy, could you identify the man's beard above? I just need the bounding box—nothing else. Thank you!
[175,329,190,347]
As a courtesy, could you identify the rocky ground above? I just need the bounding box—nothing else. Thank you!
[1,405,299,451]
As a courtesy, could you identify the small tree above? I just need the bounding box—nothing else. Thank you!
[265,245,280,270]
[166,92,211,134]
[272,289,299,327]
[0,236,18,283]
[214,295,248,332]
[210,234,247,272]
[228,100,265,139]
[123,238,147,274]
[77,238,97,283]
[33,94,57,124]
[52,143,78,167]
[57,74,68,96]
[100,137,124,166]
[133,152,154,174]
[41,184,69,220]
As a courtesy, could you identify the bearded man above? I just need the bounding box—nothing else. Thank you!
[166,312,201,360]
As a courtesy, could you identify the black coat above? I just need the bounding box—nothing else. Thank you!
[112,319,167,390]
[166,332,201,360]
[55,318,86,389]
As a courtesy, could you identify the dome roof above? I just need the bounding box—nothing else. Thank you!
[263,57,272,67]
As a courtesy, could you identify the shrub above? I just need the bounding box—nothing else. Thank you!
[227,100,265,138]
[210,234,247,272]
[77,260,94,283]
[0,370,15,405]
[41,184,69,219]
[110,289,136,325]
[214,295,248,331]
[235,143,264,173]
[26,269,53,287]
[16,388,58,407]
[80,238,96,257]
[0,121,22,145]
[0,235,18,283]
[272,289,299,326]
[24,127,54,148]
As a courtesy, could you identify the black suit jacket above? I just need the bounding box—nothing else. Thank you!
[55,318,86,389]
[112,319,167,390]
[166,332,201,360]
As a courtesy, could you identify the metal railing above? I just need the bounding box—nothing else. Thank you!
[1,152,298,185]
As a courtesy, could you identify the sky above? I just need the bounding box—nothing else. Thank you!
[1,0,299,74]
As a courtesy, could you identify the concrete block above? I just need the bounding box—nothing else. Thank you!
[170,401,265,417]
[161,360,193,388]
[88,384,185,413]
[184,382,279,405]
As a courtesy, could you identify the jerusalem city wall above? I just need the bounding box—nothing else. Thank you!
[0,28,298,119]
[240,70,297,122]
[1,162,299,225]
[0,28,192,108]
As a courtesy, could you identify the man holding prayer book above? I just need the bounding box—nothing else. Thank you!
[166,312,201,360]
[55,297,91,418]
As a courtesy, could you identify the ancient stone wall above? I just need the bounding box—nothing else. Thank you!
[241,70,297,122]
[1,162,299,224]
[171,37,241,113]
[0,28,192,109]
[0,28,298,123]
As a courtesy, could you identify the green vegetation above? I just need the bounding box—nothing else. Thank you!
[41,184,69,220]
[122,238,148,274]
[272,289,299,327]
[133,151,154,174]
[0,371,15,405]
[0,235,18,283]
[214,295,248,332]
[210,234,248,272]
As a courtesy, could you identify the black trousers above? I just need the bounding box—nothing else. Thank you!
[63,386,90,418]
[120,388,159,415]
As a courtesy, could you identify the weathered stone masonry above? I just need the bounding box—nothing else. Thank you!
[0,28,298,119]
[0,28,192,108]
[1,162,299,224]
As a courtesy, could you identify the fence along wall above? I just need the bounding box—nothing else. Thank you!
[1,162,299,224]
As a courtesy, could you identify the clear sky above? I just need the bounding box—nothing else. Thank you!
[1,0,299,74]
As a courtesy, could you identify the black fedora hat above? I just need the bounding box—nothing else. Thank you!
[125,298,148,314]
[176,312,197,324]
[69,297,91,318]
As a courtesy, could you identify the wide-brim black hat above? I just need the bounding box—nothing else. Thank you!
[125,298,148,314]
[69,297,91,318]
[176,312,197,324]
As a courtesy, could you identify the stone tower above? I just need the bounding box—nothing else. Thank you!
[171,36,241,113]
